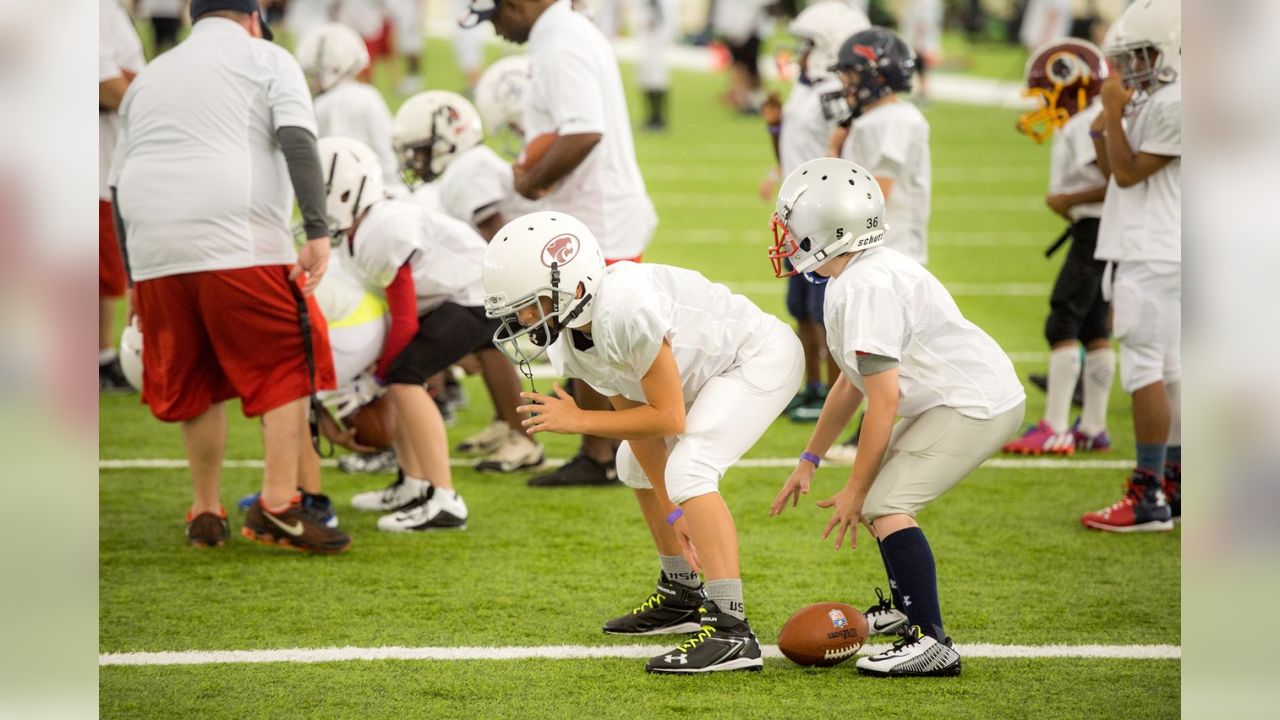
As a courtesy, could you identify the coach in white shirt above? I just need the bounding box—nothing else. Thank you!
[110,0,349,553]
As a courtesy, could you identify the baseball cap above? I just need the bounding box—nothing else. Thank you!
[190,0,274,41]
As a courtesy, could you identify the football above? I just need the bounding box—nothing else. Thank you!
[516,132,557,170]
[346,395,397,450]
[777,602,869,667]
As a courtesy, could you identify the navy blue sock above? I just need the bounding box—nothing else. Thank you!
[1166,445,1181,465]
[1136,443,1167,478]
[880,527,946,642]
[876,540,905,609]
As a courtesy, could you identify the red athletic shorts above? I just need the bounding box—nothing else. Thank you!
[605,255,643,266]
[134,265,337,422]
[99,200,128,298]
[364,19,394,60]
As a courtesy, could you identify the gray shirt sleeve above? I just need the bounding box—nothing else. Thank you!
[856,352,899,376]
[276,125,329,240]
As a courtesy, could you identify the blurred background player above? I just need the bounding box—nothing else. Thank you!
[486,211,803,673]
[137,0,186,55]
[385,0,426,94]
[1019,0,1072,53]
[297,23,406,192]
[769,157,1025,677]
[1081,0,1181,532]
[283,0,337,41]
[467,0,658,487]
[110,0,350,553]
[898,0,940,99]
[761,0,868,423]
[711,0,770,113]
[586,0,678,131]
[99,0,146,393]
[454,0,488,93]
[473,54,532,159]
[1005,38,1113,457]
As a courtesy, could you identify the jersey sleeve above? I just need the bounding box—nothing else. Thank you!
[1139,90,1181,157]
[265,48,319,135]
[838,285,908,367]
[601,290,669,381]
[534,46,606,136]
[440,148,509,225]
[351,210,419,288]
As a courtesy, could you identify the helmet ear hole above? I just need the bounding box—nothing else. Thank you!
[799,237,812,252]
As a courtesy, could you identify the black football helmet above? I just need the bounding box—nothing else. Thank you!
[828,27,916,120]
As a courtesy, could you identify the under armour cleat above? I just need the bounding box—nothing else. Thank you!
[645,601,763,674]
[603,574,704,636]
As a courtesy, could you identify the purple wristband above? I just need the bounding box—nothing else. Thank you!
[666,507,684,526]
[800,451,822,468]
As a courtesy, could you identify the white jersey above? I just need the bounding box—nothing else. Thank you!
[779,77,841,178]
[314,80,402,188]
[316,254,389,386]
[99,0,145,201]
[1095,82,1181,264]
[548,263,788,406]
[438,145,539,228]
[842,99,931,265]
[110,18,317,281]
[409,181,443,212]
[823,247,1025,420]
[344,199,486,314]
[524,0,656,260]
[1049,101,1105,222]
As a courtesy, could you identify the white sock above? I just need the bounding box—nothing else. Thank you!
[1165,379,1181,445]
[99,347,118,365]
[1045,347,1081,433]
[1080,348,1115,435]
[403,474,431,492]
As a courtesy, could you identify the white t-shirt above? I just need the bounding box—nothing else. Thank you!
[548,263,785,406]
[524,0,656,260]
[99,0,145,201]
[110,18,318,281]
[344,199,486,314]
[1049,101,1105,222]
[314,79,402,188]
[779,77,841,178]
[438,145,540,228]
[823,247,1025,420]
[1095,82,1181,264]
[842,100,931,265]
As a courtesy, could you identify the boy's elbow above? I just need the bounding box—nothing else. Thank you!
[665,410,686,436]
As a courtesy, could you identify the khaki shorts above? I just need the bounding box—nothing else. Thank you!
[862,402,1026,522]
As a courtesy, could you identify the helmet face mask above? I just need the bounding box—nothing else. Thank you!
[393,91,484,184]
[487,284,575,366]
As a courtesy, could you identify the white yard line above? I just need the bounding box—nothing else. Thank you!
[99,642,1178,667]
[100,457,1131,471]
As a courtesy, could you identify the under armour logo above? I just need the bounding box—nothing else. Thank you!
[902,594,912,608]
[664,654,688,665]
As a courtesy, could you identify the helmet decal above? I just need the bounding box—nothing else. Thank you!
[540,234,581,267]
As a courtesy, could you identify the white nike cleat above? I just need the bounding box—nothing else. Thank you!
[856,625,961,677]
[865,587,909,636]
[351,475,429,512]
[475,431,545,473]
[456,420,509,454]
[377,487,468,532]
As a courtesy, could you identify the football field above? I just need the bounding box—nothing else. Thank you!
[99,38,1181,719]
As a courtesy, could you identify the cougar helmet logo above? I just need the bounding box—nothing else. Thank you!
[540,234,580,267]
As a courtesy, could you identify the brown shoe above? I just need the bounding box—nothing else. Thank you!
[186,509,229,548]
[242,497,352,554]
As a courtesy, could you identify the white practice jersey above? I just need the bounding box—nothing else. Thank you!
[842,99,931,265]
[314,80,402,188]
[548,263,788,406]
[334,0,386,38]
[823,247,1025,420]
[1095,82,1181,265]
[779,77,842,178]
[410,181,443,212]
[100,0,145,201]
[438,145,540,228]
[344,199,486,315]
[1049,102,1105,221]
[524,0,656,260]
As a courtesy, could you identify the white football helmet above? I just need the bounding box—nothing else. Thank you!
[788,1,871,82]
[769,157,886,278]
[1105,0,1180,97]
[483,211,605,366]
[318,136,385,234]
[295,23,370,94]
[392,90,485,183]
[119,318,144,392]
[475,55,530,157]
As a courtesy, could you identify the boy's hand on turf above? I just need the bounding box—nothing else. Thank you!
[770,464,815,516]
[816,486,864,550]
[517,384,583,435]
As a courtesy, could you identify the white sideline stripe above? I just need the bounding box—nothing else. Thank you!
[99,643,1178,667]
[100,457,1131,471]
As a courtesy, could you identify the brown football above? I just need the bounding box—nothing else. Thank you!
[346,396,396,450]
[516,132,556,171]
[777,602,869,667]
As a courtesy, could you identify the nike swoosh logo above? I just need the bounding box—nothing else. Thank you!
[265,512,304,537]
[872,618,901,631]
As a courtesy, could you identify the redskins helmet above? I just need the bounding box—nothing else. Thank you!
[1017,39,1108,144]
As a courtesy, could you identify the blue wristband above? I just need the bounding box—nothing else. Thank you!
[666,507,684,526]
[800,451,821,468]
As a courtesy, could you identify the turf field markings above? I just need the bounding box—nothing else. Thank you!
[99,458,1132,471]
[726,281,1050,296]
[99,642,1179,667]
[679,229,1049,247]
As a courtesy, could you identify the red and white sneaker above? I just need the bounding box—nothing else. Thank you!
[1002,420,1074,456]
[1080,470,1174,533]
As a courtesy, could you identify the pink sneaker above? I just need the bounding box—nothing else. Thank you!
[1002,420,1075,456]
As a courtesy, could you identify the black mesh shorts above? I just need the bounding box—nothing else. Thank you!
[383,303,500,386]
[1044,218,1110,346]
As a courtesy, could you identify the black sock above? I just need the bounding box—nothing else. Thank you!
[645,89,666,126]
[876,539,905,609]
[880,527,946,642]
